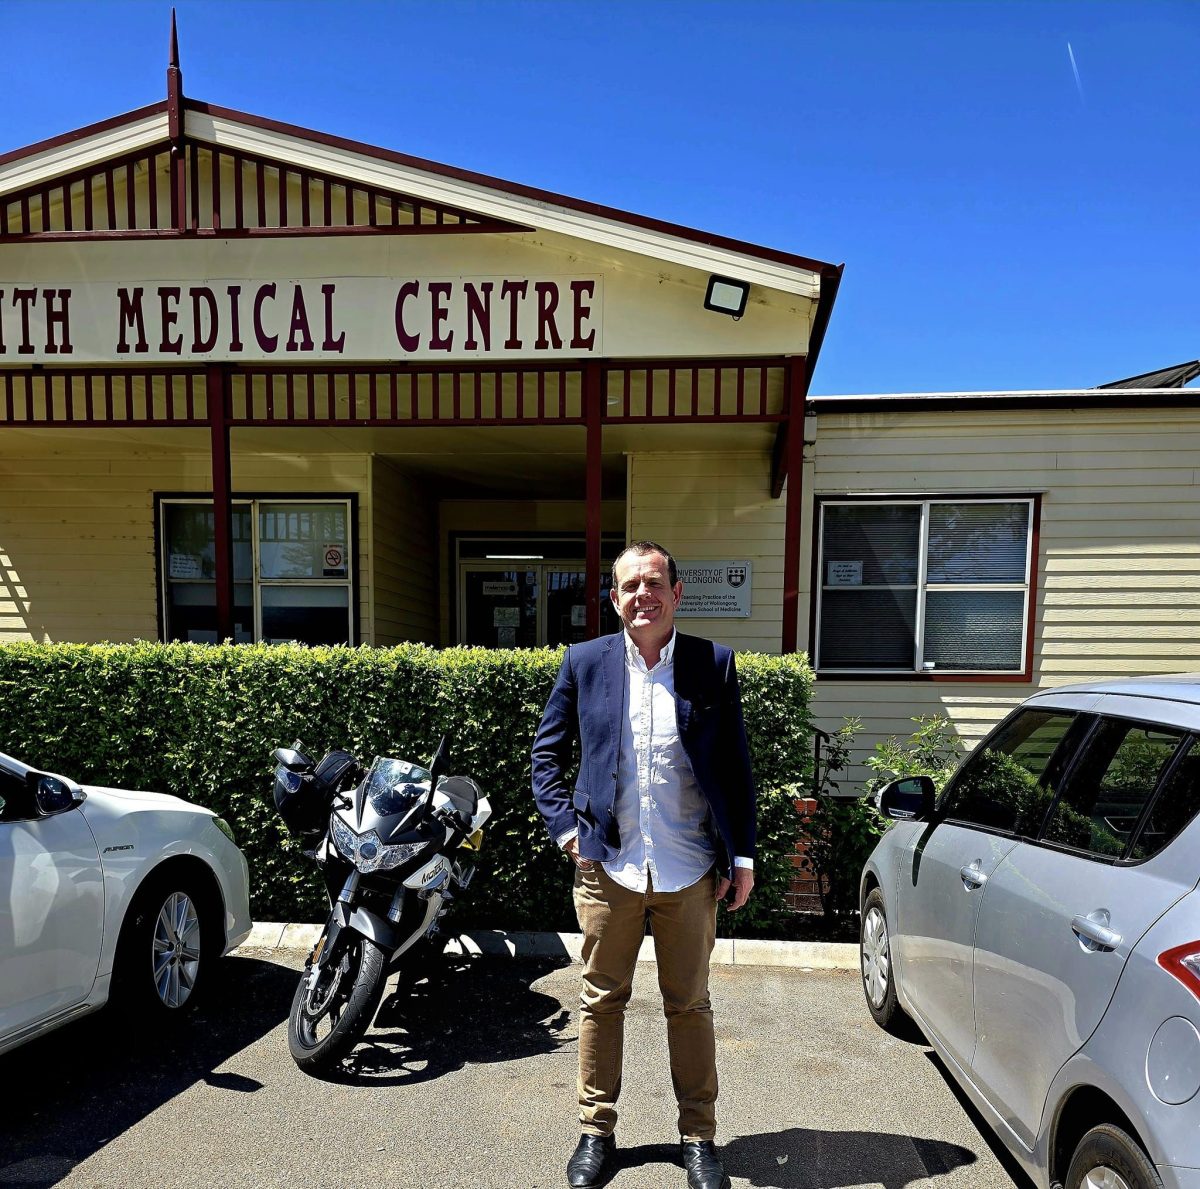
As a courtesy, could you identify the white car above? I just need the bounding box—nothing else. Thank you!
[0,750,252,1055]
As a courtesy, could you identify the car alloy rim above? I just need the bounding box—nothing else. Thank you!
[152,891,202,1009]
[1082,1169,1131,1189]
[861,904,890,1008]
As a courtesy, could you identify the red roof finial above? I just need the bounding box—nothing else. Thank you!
[167,8,183,142]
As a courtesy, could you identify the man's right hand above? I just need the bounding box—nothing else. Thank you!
[563,836,593,871]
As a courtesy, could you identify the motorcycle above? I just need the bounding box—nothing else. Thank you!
[270,736,490,1073]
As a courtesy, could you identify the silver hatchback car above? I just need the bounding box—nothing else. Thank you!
[860,677,1200,1189]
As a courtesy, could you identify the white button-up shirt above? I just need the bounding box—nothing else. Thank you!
[557,629,754,887]
[604,631,714,893]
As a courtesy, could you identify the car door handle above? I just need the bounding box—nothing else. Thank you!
[1071,912,1122,952]
[959,862,988,890]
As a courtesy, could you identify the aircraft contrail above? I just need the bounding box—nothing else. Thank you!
[1067,41,1085,105]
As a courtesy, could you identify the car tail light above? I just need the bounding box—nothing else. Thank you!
[1158,942,1200,1000]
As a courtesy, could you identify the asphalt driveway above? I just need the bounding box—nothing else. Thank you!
[0,947,1027,1189]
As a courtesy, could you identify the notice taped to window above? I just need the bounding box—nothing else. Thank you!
[827,560,863,586]
[676,561,752,618]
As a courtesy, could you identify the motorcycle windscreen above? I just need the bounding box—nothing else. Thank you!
[363,756,431,817]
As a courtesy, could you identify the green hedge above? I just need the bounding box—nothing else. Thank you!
[0,642,814,937]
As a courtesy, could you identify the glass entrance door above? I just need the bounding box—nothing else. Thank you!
[459,562,616,647]
[461,568,540,648]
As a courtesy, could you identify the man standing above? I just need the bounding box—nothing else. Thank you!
[532,541,756,1189]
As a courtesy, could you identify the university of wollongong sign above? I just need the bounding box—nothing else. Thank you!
[0,275,602,362]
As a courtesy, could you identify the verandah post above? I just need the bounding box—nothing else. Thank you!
[207,365,235,642]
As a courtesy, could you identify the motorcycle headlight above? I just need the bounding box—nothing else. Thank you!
[330,814,359,861]
[329,815,429,873]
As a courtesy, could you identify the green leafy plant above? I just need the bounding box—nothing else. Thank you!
[865,715,965,795]
[0,641,814,936]
[801,714,967,925]
[801,719,884,922]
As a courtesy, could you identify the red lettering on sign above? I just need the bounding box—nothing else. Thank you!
[226,285,244,353]
[116,287,148,354]
[253,283,278,352]
[395,281,419,352]
[43,288,73,355]
[463,281,492,352]
[534,281,562,350]
[190,287,218,353]
[159,287,183,354]
[429,282,453,352]
[12,289,37,355]
[286,286,314,352]
[570,281,596,350]
[500,280,527,350]
[321,283,345,353]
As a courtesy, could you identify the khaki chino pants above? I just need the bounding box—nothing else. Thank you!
[572,863,719,1141]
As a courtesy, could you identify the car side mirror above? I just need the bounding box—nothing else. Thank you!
[877,775,936,822]
[27,771,85,816]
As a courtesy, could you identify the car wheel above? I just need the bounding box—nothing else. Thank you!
[861,886,904,1031]
[1065,1124,1162,1189]
[114,871,215,1018]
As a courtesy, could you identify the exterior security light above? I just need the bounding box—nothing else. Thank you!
[704,275,750,319]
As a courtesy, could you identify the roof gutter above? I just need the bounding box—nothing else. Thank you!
[801,262,844,396]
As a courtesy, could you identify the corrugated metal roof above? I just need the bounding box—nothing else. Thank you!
[1096,361,1200,389]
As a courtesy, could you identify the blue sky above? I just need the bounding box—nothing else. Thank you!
[2,0,1196,394]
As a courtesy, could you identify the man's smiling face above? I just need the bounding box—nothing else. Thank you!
[610,549,682,645]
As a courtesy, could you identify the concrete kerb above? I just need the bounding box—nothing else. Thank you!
[238,922,859,971]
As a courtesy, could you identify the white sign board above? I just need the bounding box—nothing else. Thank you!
[676,561,752,618]
[0,275,603,363]
[827,560,863,586]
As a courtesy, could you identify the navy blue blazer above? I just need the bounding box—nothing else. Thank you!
[531,631,757,880]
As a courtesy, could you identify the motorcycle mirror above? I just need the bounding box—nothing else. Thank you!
[428,735,451,786]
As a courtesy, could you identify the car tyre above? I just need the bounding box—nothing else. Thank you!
[860,886,905,1031]
[1065,1123,1162,1189]
[113,870,216,1020]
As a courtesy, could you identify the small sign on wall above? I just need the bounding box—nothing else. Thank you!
[827,560,863,586]
[482,581,518,596]
[676,561,752,618]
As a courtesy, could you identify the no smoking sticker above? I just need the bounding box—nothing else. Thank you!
[323,543,346,575]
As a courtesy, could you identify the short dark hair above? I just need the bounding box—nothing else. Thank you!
[611,541,678,588]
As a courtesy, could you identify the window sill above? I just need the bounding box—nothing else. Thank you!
[814,670,1034,683]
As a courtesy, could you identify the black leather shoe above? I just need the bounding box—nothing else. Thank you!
[681,1140,731,1189]
[567,1134,616,1189]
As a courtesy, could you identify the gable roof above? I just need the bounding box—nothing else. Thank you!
[0,99,839,300]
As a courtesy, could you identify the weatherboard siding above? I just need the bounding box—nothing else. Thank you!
[628,451,784,653]
[807,404,1200,779]
[371,457,437,646]
[0,445,369,644]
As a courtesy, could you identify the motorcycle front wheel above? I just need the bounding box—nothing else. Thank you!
[287,930,388,1073]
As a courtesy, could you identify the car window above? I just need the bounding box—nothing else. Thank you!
[0,767,30,821]
[939,708,1082,834]
[1042,718,1186,858]
[1128,741,1200,861]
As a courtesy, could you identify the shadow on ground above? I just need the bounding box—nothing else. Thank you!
[588,1130,980,1189]
[328,951,573,1085]
[924,1050,1035,1188]
[0,956,295,1188]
